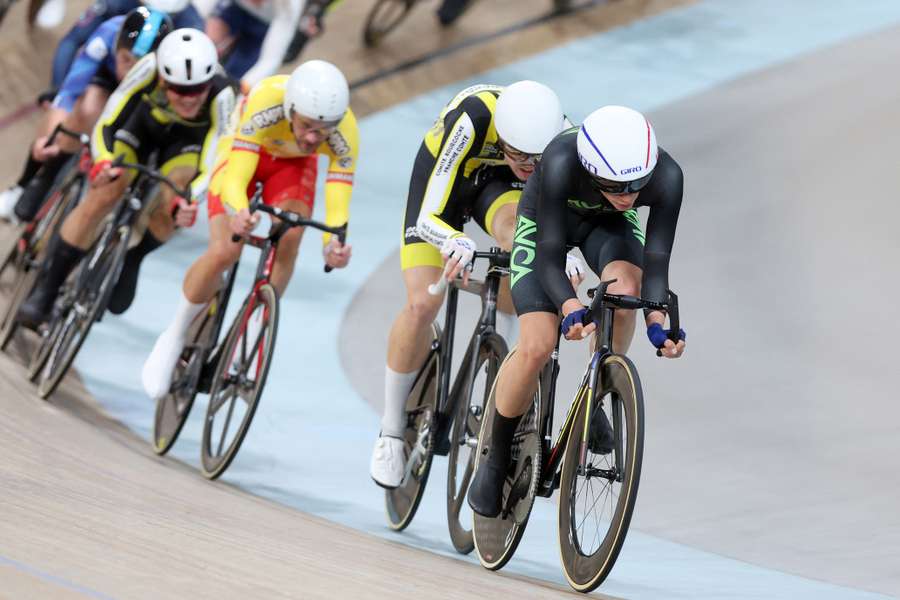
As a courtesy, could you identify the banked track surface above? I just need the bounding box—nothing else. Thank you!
[0,338,582,599]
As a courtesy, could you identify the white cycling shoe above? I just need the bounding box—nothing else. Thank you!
[370,435,406,489]
[141,329,185,401]
[0,186,23,224]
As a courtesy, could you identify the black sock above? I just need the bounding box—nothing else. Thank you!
[14,151,74,222]
[108,231,164,315]
[39,236,85,298]
[487,410,522,470]
[15,152,43,188]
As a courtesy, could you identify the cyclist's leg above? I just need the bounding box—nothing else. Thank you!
[206,0,239,66]
[579,212,644,354]
[468,197,559,516]
[108,152,198,315]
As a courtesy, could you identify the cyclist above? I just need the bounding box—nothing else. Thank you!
[369,81,575,489]
[282,0,342,64]
[0,7,172,224]
[205,0,306,92]
[42,0,204,105]
[16,29,236,327]
[467,105,687,518]
[140,59,357,400]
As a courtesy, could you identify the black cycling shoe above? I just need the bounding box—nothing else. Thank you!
[467,460,506,518]
[16,284,56,329]
[436,0,473,26]
[588,404,615,455]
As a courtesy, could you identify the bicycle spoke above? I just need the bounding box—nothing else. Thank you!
[215,386,240,457]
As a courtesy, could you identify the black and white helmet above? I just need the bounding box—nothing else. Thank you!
[157,28,218,86]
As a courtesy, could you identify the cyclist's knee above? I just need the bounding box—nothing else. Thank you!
[208,237,242,269]
[405,289,442,327]
[516,328,556,372]
[602,262,642,297]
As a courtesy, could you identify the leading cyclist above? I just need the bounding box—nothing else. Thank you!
[467,105,687,517]
[369,81,574,489]
[141,59,358,400]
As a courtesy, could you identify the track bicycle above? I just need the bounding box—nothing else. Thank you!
[384,248,509,555]
[472,280,680,592]
[0,126,91,352]
[154,186,347,479]
[27,158,190,398]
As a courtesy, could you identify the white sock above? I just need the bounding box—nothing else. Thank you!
[165,294,207,341]
[496,311,520,346]
[381,366,419,438]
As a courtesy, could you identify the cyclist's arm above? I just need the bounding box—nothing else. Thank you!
[218,88,270,212]
[241,0,306,89]
[50,5,108,88]
[415,97,489,249]
[91,54,158,163]
[535,151,579,312]
[53,28,115,113]
[320,109,358,245]
[190,84,237,199]
[640,151,683,315]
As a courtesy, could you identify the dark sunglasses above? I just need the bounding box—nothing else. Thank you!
[499,140,541,165]
[589,170,654,195]
[166,81,212,97]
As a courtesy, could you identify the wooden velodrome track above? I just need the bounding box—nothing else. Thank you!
[0,1,687,597]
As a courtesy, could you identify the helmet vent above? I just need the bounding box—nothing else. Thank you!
[185,58,193,80]
[182,32,191,41]
[164,66,172,75]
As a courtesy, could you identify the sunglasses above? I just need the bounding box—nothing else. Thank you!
[166,81,212,97]
[589,170,654,195]
[499,140,541,166]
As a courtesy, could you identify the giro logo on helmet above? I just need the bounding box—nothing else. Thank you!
[620,166,643,175]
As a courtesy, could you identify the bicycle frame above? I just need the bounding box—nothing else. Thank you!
[430,250,509,454]
[533,282,679,497]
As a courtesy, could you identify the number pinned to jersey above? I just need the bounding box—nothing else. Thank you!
[85,36,109,61]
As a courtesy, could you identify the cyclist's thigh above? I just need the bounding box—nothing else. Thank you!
[579,211,644,277]
[400,144,464,271]
[471,175,521,249]
[258,153,317,214]
[509,223,556,317]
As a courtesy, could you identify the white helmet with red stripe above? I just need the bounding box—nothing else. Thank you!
[576,105,658,194]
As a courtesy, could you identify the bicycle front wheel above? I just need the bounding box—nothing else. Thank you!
[446,332,507,554]
[34,227,128,398]
[384,323,441,531]
[363,0,416,47]
[557,353,644,593]
[201,283,278,479]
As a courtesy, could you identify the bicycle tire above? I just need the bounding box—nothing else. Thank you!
[201,283,278,479]
[35,225,128,399]
[557,353,644,593]
[0,176,82,351]
[472,347,541,571]
[362,0,416,47]
[446,332,506,554]
[0,223,26,281]
[383,323,441,530]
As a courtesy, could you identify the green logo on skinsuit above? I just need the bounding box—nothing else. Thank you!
[510,215,537,288]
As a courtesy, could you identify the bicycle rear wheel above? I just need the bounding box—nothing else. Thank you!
[557,353,644,593]
[363,0,416,47]
[153,299,220,455]
[472,348,541,571]
[384,323,441,531]
[201,283,278,479]
[446,332,506,554]
[33,226,127,398]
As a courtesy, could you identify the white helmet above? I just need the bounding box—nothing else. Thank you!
[283,60,349,123]
[157,28,218,86]
[577,105,658,193]
[494,80,564,155]
[142,0,190,14]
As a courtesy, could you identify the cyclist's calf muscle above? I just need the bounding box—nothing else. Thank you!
[386,266,445,374]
